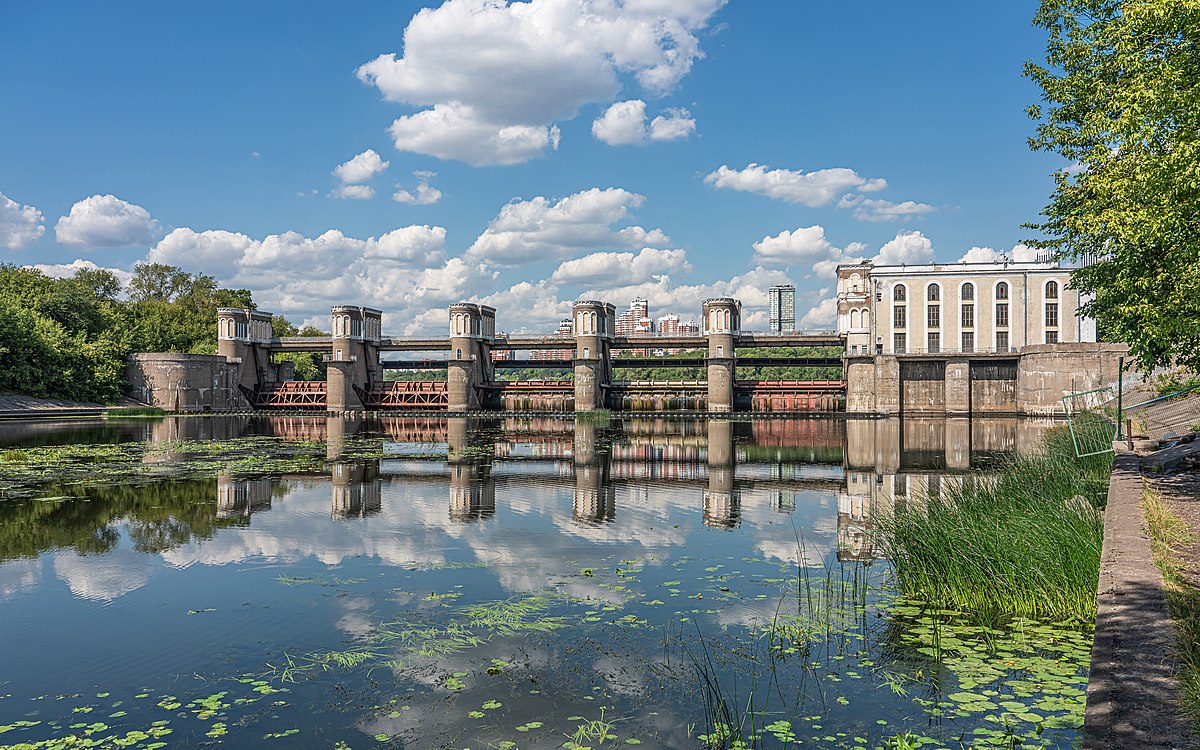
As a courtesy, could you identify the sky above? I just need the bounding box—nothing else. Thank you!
[0,0,1065,335]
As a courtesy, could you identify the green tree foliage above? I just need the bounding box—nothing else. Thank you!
[127,262,254,354]
[271,315,328,381]
[1025,0,1200,370]
[0,263,254,404]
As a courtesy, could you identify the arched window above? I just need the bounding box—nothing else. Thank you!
[1046,280,1059,299]
[927,283,940,302]
[850,309,860,329]
[893,284,906,302]
[996,281,1009,300]
[961,282,974,301]
[850,273,861,293]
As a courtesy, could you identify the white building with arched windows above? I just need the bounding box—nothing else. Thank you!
[836,260,1097,356]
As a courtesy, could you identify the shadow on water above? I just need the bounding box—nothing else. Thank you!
[0,414,1079,749]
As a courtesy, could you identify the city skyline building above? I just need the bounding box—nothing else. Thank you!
[769,284,796,333]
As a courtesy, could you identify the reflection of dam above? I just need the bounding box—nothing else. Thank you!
[216,474,272,518]
[205,414,1050,558]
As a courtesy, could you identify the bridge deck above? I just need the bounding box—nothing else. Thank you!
[268,332,840,353]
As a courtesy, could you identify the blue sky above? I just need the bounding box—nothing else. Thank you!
[0,0,1062,334]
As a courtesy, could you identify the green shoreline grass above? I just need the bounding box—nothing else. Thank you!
[1143,486,1200,736]
[880,422,1112,624]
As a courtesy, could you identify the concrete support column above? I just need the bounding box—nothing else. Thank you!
[447,303,497,412]
[704,419,739,528]
[945,357,970,415]
[703,298,740,413]
[217,307,275,400]
[573,300,615,412]
[326,305,383,413]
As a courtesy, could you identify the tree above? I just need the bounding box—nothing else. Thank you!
[271,315,327,381]
[1025,0,1200,371]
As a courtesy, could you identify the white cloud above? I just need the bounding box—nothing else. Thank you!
[551,247,690,286]
[704,164,885,207]
[800,297,837,326]
[55,194,159,248]
[839,196,936,222]
[332,149,390,184]
[393,174,443,205]
[958,243,1040,263]
[592,100,649,145]
[28,259,133,287]
[0,191,45,249]
[751,225,867,278]
[145,224,482,328]
[648,108,696,141]
[356,0,725,164]
[592,100,696,145]
[466,187,669,265]
[873,230,935,265]
[480,280,573,333]
[331,185,375,200]
[388,103,561,166]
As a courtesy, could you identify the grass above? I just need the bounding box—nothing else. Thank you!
[104,405,166,418]
[880,422,1112,624]
[1142,486,1200,733]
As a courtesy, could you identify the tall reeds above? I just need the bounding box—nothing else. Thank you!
[880,424,1112,623]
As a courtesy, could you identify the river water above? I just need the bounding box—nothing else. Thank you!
[0,416,1089,749]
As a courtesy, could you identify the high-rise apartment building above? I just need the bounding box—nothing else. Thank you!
[769,284,796,332]
[531,318,574,360]
[615,297,654,336]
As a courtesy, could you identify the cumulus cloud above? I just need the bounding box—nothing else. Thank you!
[28,259,133,287]
[592,100,695,145]
[551,247,689,286]
[332,149,390,184]
[649,108,696,141]
[751,225,868,278]
[55,194,159,248]
[331,185,375,200]
[393,173,442,205]
[466,187,669,265]
[143,223,494,333]
[592,100,649,145]
[356,0,725,164]
[388,104,562,166]
[704,164,886,207]
[838,196,936,222]
[873,230,935,265]
[800,297,837,326]
[958,243,1041,263]
[0,191,45,249]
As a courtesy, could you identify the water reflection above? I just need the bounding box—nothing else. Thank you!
[0,413,1074,749]
[0,414,1058,569]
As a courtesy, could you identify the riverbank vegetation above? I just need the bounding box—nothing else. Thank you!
[0,263,255,403]
[881,424,1111,623]
[1143,487,1200,731]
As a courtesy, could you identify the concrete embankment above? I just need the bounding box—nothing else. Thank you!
[0,392,107,420]
[1084,452,1190,749]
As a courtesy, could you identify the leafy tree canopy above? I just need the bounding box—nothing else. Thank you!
[0,263,255,403]
[1025,0,1200,371]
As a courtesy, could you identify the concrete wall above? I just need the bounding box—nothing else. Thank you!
[1016,342,1129,415]
[126,353,246,411]
[845,342,1129,416]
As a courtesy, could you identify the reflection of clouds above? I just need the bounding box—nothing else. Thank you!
[335,596,378,638]
[158,468,845,605]
[53,547,156,601]
[0,558,41,599]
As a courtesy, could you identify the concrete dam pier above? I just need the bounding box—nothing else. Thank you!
[126,298,1125,416]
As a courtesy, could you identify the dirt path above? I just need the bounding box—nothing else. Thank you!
[1151,468,1200,590]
